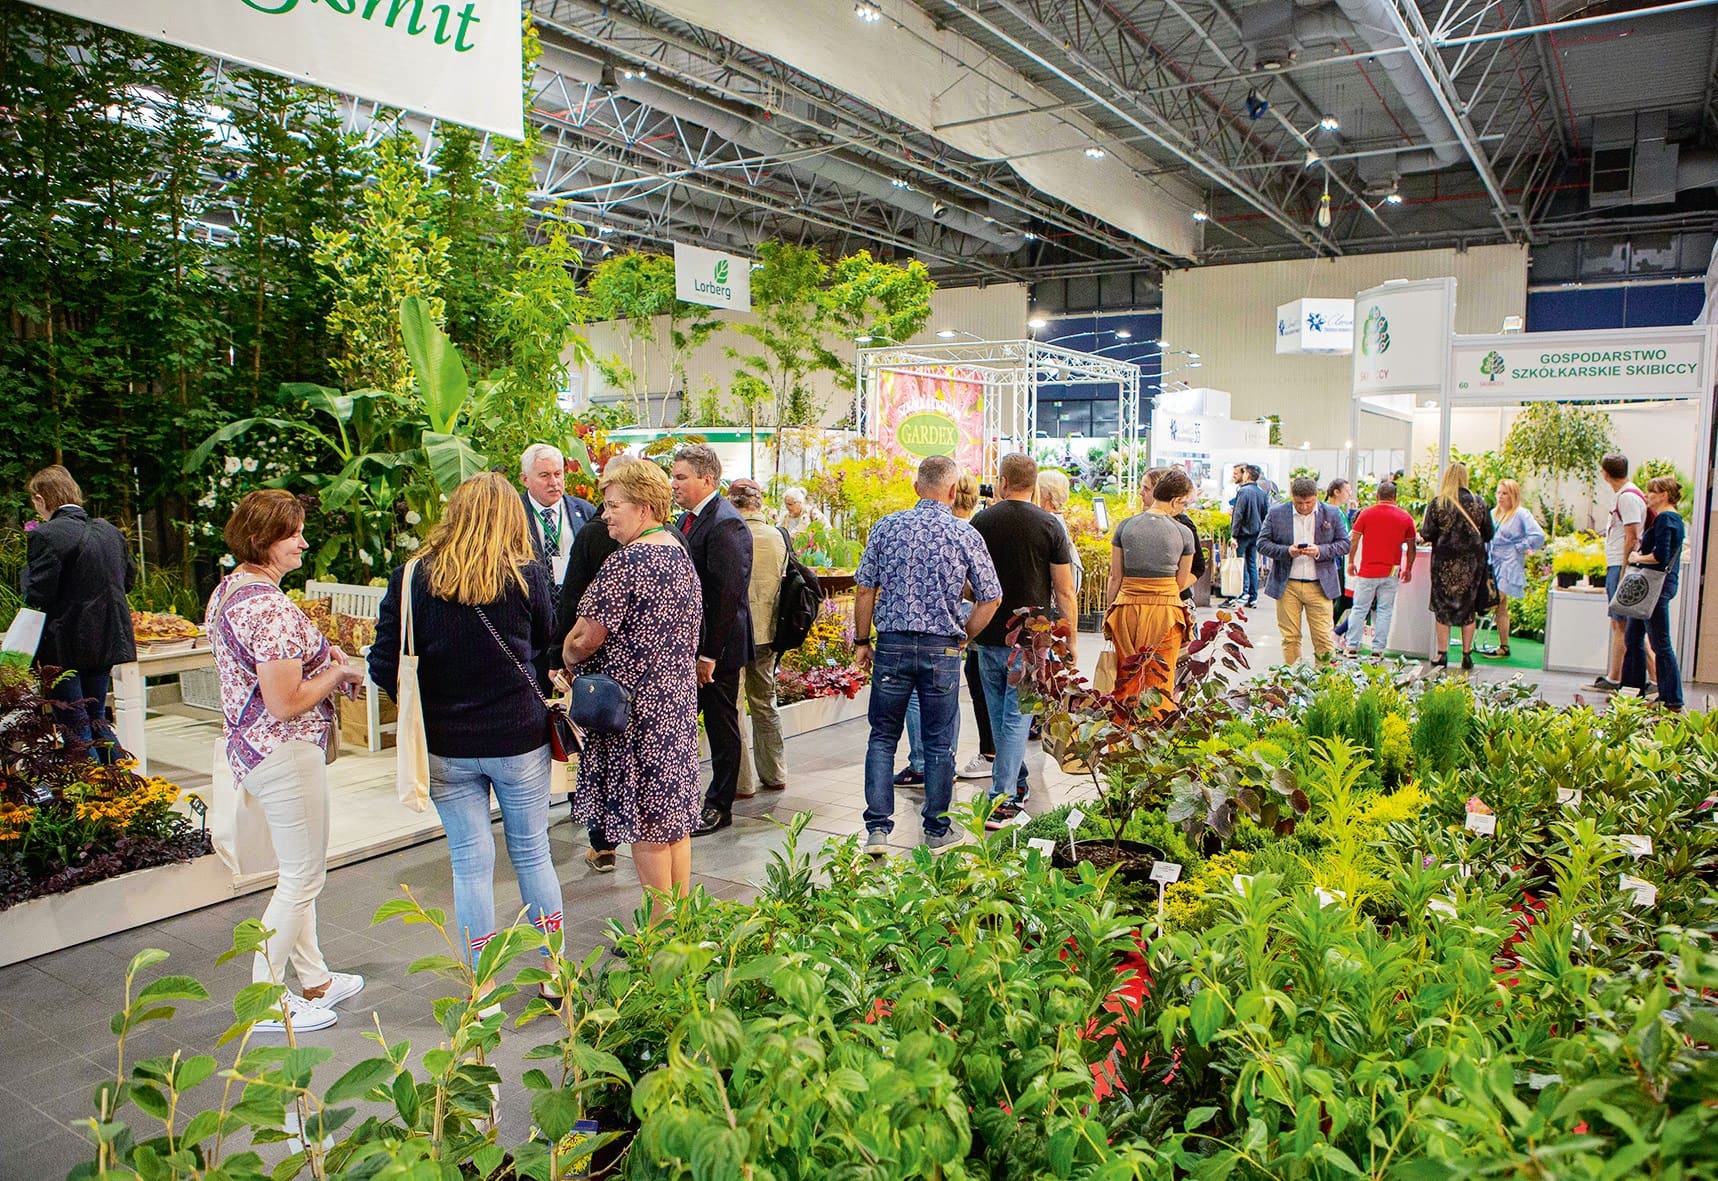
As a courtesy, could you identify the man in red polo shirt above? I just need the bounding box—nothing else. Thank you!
[1344,481,1417,656]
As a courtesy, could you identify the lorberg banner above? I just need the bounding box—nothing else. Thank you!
[674,242,752,312]
[874,367,985,473]
[27,0,523,140]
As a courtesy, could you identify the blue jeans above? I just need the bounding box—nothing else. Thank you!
[904,691,924,774]
[864,633,962,838]
[1236,535,1260,602]
[1622,592,1682,707]
[976,645,1031,801]
[46,666,119,762]
[428,746,564,961]
[1344,575,1398,653]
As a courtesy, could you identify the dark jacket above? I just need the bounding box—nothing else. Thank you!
[1259,501,1351,602]
[368,558,554,758]
[22,506,136,671]
[1641,510,1686,599]
[678,495,755,674]
[548,519,622,677]
[1230,482,1268,540]
[519,491,598,560]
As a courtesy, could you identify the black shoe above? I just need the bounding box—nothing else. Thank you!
[1588,676,1621,692]
[691,805,731,837]
[892,768,925,789]
[1460,650,1474,672]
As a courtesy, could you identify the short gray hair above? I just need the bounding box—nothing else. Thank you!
[674,443,723,482]
[782,485,807,505]
[915,455,959,493]
[1290,476,1319,499]
[520,442,564,474]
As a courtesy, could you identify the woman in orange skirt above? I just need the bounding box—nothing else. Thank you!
[1105,468,1197,707]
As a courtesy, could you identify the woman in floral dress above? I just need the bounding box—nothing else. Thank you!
[563,460,702,915]
[1418,461,1495,671]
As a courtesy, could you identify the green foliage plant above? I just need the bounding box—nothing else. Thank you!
[1411,680,1473,777]
[586,252,722,428]
[1503,402,1615,536]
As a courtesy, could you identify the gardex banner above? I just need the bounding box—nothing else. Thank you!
[28,0,524,140]
[873,367,985,473]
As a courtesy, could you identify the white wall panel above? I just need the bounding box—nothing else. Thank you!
[570,282,1029,428]
[1163,246,1528,456]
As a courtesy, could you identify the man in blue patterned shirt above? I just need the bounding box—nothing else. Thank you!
[854,455,1002,854]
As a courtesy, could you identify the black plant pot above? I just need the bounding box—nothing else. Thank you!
[1052,839,1165,884]
[1587,573,1606,588]
[1556,572,1579,588]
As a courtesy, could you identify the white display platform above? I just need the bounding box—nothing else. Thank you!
[1381,546,1437,658]
[1545,583,1685,675]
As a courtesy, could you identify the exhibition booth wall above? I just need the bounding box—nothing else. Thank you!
[1162,244,1529,452]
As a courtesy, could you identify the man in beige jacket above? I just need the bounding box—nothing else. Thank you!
[727,480,789,797]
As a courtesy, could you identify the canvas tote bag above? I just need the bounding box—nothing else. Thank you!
[204,574,279,875]
[395,558,431,812]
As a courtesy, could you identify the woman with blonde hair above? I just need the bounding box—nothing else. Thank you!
[1106,468,1196,706]
[1418,461,1495,671]
[370,472,562,978]
[564,459,703,914]
[1485,478,1544,659]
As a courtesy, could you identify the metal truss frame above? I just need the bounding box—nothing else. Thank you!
[856,340,1142,500]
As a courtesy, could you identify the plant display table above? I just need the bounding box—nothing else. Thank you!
[113,647,217,775]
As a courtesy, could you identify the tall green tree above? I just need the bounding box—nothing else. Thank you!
[586,252,722,427]
[1502,402,1614,535]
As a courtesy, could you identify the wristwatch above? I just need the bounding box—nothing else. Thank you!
[854,639,871,647]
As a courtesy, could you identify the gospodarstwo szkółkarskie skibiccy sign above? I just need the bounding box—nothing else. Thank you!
[28,0,522,139]
[1451,336,1707,398]
[674,243,753,312]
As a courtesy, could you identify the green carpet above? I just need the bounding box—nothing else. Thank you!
[1441,634,1544,672]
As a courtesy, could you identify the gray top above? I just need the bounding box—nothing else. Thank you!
[1112,512,1194,578]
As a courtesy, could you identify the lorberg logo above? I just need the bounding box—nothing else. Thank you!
[1479,350,1506,382]
[694,257,734,302]
[1360,306,1391,356]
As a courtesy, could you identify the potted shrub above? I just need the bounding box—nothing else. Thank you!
[1551,549,1584,588]
[1584,550,1608,588]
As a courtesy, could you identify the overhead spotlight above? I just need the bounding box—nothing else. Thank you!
[1304,148,1320,167]
[936,329,958,339]
[1316,187,1333,229]
[890,176,911,189]
[1154,338,1170,347]
[1245,89,1269,120]
[929,200,947,220]
[1022,231,1038,241]
[598,63,618,91]
[1188,352,1200,360]
[854,335,875,344]
[1188,361,1203,368]
[596,225,615,235]
[1384,184,1404,206]
[1319,114,1340,132]
[853,0,882,21]
[1084,146,1106,159]
[620,67,648,81]
[1191,209,1209,222]
[1028,316,1048,329]
[1114,329,1132,339]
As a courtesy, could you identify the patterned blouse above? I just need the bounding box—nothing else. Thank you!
[207,576,335,785]
[856,498,1002,637]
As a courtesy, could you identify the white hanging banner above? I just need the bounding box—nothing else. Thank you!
[674,242,752,312]
[1352,278,1455,394]
[26,0,524,140]
[1451,327,1710,400]
[1275,298,1354,355]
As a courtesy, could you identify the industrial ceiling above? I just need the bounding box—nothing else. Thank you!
[519,0,1718,284]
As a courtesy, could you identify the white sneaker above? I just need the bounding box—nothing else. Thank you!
[311,971,366,1008]
[956,755,994,781]
[254,994,337,1034]
[865,830,891,857]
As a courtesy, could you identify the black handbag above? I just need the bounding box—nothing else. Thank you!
[473,606,590,760]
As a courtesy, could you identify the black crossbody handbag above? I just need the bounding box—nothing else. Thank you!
[472,606,592,759]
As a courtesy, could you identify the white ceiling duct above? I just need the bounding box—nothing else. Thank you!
[639,0,1205,260]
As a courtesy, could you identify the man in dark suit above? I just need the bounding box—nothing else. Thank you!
[1258,476,1350,664]
[670,443,754,836]
[519,442,598,686]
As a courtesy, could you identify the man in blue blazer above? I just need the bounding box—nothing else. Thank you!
[520,443,598,687]
[1258,476,1350,663]
[670,444,755,837]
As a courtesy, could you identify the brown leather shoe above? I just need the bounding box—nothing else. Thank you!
[761,782,788,792]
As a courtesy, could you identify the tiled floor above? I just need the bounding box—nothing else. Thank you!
[0,609,1705,1178]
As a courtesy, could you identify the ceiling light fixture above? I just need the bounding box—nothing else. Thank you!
[854,1,882,22]
[1084,146,1106,159]
[1316,176,1333,228]
[1384,183,1404,206]
[1022,231,1038,241]
[929,201,947,220]
[1245,89,1269,120]
[890,176,911,189]
[1191,209,1209,222]
[1319,114,1340,132]
[596,225,615,235]
[1114,329,1131,339]
[598,64,618,91]
[621,67,648,81]
[936,329,958,339]
[1028,316,1047,329]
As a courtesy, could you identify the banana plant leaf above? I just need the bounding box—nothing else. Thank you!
[401,295,469,435]
[423,432,488,496]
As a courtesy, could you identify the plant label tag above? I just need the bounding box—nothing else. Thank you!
[1008,808,1032,828]
[1557,789,1582,808]
[1528,1073,1563,1090]
[1427,897,1457,919]
[1315,887,1345,908]
[1618,834,1653,859]
[1151,861,1183,884]
[1065,808,1086,831]
[1027,838,1056,857]
[1619,874,1656,908]
[1465,811,1497,836]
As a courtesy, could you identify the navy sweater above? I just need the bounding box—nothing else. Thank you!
[368,559,554,758]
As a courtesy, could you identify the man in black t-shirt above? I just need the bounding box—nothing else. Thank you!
[970,453,1075,828]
